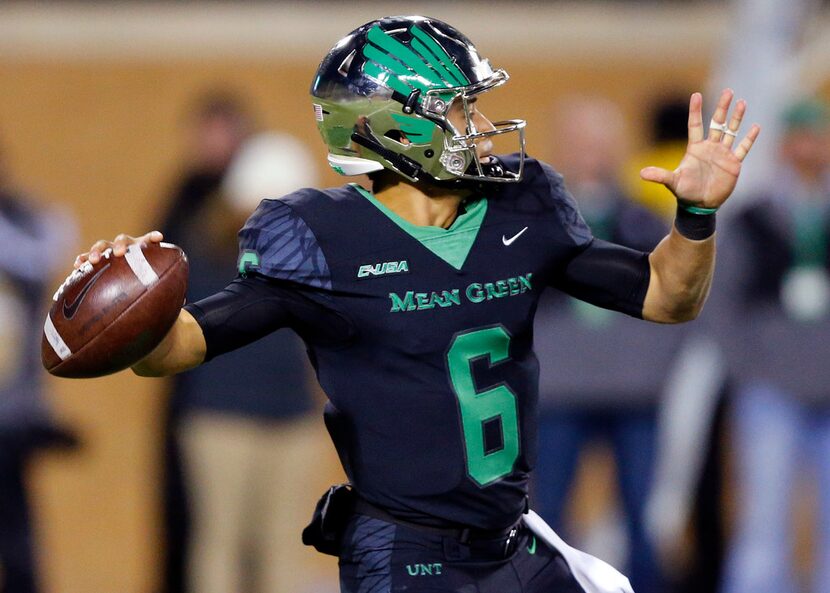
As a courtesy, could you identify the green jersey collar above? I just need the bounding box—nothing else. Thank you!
[351,183,487,270]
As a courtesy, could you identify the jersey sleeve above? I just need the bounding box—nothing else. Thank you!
[237,193,332,290]
[532,159,650,318]
[186,193,352,360]
[553,239,651,318]
[184,276,354,361]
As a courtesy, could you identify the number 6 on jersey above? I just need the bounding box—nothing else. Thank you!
[446,326,520,486]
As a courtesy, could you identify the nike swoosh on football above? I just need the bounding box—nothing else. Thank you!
[62,263,110,320]
[502,226,528,246]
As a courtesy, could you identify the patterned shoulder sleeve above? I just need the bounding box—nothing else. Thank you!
[237,192,332,291]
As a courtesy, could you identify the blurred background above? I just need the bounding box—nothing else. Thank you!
[2,1,830,593]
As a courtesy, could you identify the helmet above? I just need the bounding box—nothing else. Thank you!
[310,15,526,184]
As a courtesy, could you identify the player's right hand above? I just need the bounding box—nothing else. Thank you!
[73,230,164,269]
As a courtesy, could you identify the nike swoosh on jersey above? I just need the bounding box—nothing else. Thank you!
[502,227,528,246]
[62,263,110,320]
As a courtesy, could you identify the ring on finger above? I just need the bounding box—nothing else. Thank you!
[709,119,728,134]
[723,129,738,138]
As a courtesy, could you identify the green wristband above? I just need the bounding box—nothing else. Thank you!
[678,203,719,216]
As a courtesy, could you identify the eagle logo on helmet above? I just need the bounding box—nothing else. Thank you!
[311,16,526,184]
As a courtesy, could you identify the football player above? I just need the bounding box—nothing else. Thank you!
[76,16,759,593]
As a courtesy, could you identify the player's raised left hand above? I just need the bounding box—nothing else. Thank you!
[640,89,761,211]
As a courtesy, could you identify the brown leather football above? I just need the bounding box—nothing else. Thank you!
[42,242,189,378]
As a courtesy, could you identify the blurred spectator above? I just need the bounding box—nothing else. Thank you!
[155,91,251,593]
[0,139,77,593]
[720,98,830,593]
[157,91,323,593]
[532,96,686,593]
[158,91,253,245]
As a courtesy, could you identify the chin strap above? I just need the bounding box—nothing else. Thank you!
[350,126,423,181]
[350,106,513,185]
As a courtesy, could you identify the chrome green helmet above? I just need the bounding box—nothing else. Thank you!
[310,16,526,183]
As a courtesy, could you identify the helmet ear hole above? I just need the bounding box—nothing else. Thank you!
[383,130,408,145]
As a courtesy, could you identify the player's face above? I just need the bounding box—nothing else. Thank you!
[447,98,497,160]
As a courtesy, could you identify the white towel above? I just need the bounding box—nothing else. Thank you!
[522,510,634,593]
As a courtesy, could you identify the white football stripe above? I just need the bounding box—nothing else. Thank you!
[125,244,159,286]
[44,314,72,360]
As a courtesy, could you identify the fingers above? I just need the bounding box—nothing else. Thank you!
[110,230,164,256]
[696,89,757,158]
[707,88,734,143]
[734,123,761,161]
[74,230,164,268]
[145,230,164,244]
[87,239,113,264]
[722,99,746,149]
[73,253,89,269]
[112,234,132,256]
[688,92,704,144]
[640,166,675,186]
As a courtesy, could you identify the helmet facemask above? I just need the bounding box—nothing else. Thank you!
[420,70,526,183]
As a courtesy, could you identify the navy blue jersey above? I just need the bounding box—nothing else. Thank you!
[188,155,650,529]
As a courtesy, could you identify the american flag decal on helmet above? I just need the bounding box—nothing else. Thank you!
[313,103,324,121]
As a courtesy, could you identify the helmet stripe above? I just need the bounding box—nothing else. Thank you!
[363,61,413,96]
[366,25,454,89]
[409,26,470,86]
[363,43,430,94]
[410,38,465,88]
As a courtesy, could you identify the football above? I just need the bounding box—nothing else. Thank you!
[42,242,188,378]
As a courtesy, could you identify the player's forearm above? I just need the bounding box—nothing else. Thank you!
[132,308,206,376]
[642,227,715,323]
